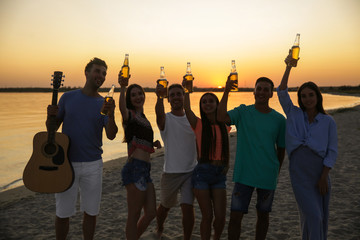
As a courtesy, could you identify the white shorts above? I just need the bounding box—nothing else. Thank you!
[55,159,103,218]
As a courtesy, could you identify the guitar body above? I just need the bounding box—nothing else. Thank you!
[23,71,74,193]
[23,131,74,193]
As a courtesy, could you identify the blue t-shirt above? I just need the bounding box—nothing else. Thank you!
[228,104,286,190]
[57,89,108,162]
[277,87,337,168]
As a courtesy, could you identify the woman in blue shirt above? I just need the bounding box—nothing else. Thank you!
[277,52,337,240]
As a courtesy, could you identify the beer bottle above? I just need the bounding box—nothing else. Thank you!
[101,84,115,115]
[230,60,238,91]
[289,33,300,67]
[120,54,130,78]
[157,66,168,99]
[184,62,194,93]
[292,34,300,59]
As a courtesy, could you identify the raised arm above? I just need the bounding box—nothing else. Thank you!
[118,73,129,123]
[279,50,299,90]
[105,100,118,140]
[217,76,233,125]
[155,84,166,131]
[46,105,62,132]
[182,77,197,129]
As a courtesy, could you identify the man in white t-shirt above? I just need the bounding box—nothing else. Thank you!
[155,83,197,240]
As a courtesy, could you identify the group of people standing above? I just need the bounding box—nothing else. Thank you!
[47,51,337,240]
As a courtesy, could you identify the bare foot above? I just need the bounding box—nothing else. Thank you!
[155,227,163,239]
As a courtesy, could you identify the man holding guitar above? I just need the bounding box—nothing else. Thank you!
[47,57,118,240]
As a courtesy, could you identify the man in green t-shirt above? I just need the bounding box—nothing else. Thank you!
[217,76,286,240]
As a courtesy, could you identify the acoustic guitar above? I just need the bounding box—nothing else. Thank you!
[23,71,74,193]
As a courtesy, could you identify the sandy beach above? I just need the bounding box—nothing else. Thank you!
[1,105,359,240]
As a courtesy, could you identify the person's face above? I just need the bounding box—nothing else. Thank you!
[168,87,184,111]
[254,81,273,104]
[130,87,145,110]
[200,94,217,115]
[300,87,317,111]
[86,64,107,88]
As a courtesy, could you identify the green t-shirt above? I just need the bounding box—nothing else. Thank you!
[228,104,286,190]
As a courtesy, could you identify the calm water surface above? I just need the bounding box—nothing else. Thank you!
[1,92,359,191]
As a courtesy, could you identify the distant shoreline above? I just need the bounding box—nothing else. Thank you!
[1,85,360,96]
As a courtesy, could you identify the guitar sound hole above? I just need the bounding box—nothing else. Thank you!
[53,146,65,165]
[44,143,57,155]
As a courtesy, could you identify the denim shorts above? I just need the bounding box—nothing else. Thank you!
[230,182,275,213]
[192,163,226,190]
[121,158,152,191]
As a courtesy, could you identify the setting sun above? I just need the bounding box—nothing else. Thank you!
[0,0,359,88]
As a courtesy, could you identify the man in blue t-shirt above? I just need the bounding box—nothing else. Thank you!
[217,76,286,240]
[47,57,118,240]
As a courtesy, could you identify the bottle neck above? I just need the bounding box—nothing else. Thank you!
[160,67,165,78]
[231,66,237,73]
[231,61,236,73]
[186,63,191,74]
[293,35,300,46]
[107,86,115,97]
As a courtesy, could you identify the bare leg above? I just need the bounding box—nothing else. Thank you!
[211,189,226,240]
[194,188,213,240]
[180,203,194,240]
[125,183,146,240]
[227,211,244,240]
[156,204,170,238]
[83,212,96,240]
[137,183,157,238]
[55,216,69,240]
[255,210,269,240]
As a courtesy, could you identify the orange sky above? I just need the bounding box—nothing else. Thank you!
[0,0,359,88]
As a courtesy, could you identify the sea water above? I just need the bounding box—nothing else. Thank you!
[0,92,359,191]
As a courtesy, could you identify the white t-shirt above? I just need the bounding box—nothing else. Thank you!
[160,112,197,173]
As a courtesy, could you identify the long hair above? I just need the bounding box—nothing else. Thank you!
[297,81,326,114]
[199,93,229,166]
[125,84,145,111]
[123,84,146,143]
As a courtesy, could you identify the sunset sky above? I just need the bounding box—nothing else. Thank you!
[0,0,359,88]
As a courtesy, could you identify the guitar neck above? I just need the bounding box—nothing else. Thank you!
[51,89,59,106]
[47,71,64,142]
[48,75,61,141]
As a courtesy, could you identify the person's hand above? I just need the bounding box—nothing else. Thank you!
[285,49,299,67]
[182,75,187,88]
[153,140,162,149]
[118,71,130,87]
[317,175,329,196]
[104,98,116,117]
[155,82,166,98]
[47,105,58,117]
[225,75,235,93]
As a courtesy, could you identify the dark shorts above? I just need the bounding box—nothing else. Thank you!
[192,163,227,190]
[230,182,275,213]
[121,158,152,191]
